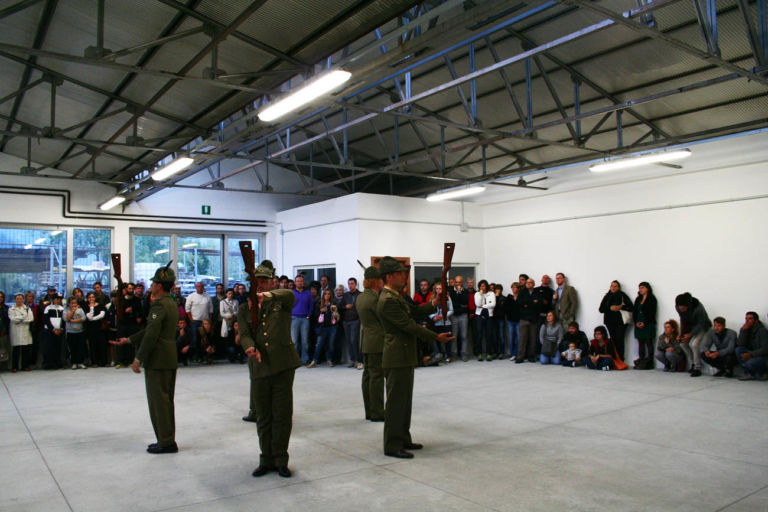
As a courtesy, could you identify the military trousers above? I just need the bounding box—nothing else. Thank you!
[383,366,414,454]
[145,368,176,447]
[362,352,384,420]
[252,368,295,467]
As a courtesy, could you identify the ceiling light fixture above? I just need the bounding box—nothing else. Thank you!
[154,249,170,255]
[98,195,126,211]
[152,156,194,181]
[50,230,62,236]
[181,243,198,248]
[426,185,486,202]
[24,244,33,250]
[589,149,692,173]
[258,70,352,122]
[34,237,46,244]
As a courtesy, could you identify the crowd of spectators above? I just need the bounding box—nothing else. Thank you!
[0,270,766,382]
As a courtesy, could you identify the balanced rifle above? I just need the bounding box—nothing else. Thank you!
[239,241,259,336]
[440,243,455,316]
[111,253,124,322]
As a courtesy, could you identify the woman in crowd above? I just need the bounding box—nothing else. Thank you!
[84,292,107,367]
[198,318,218,365]
[72,287,87,311]
[0,292,9,370]
[492,284,506,359]
[429,282,453,362]
[334,285,347,365]
[655,319,683,371]
[598,280,632,361]
[43,294,65,369]
[9,293,34,372]
[220,288,241,363]
[24,291,42,368]
[474,279,496,361]
[586,326,620,371]
[65,296,87,369]
[539,311,563,365]
[505,282,521,361]
[632,281,657,370]
[307,289,339,368]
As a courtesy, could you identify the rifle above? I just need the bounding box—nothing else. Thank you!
[440,243,455,317]
[111,253,124,322]
[239,241,259,336]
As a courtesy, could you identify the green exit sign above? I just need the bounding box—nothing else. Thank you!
[202,205,211,215]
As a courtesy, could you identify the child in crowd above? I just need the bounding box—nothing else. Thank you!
[65,297,87,369]
[561,341,583,367]
[43,295,65,369]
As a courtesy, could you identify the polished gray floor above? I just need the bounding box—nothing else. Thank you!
[1,361,767,512]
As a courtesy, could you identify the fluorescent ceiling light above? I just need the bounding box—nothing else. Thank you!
[24,244,33,250]
[34,237,46,244]
[426,185,486,202]
[590,149,692,172]
[50,230,62,236]
[258,70,352,122]
[154,249,169,255]
[182,243,198,248]
[152,156,194,181]
[98,195,126,211]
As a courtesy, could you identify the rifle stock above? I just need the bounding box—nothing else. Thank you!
[440,243,455,316]
[111,253,124,322]
[239,241,259,335]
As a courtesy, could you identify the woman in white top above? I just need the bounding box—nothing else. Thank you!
[9,293,34,372]
[219,288,241,362]
[474,280,496,361]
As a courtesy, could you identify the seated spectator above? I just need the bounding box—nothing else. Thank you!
[735,311,768,381]
[586,325,625,371]
[655,320,683,372]
[198,318,218,364]
[701,316,737,377]
[176,317,191,366]
[561,341,583,368]
[560,321,590,359]
[675,292,712,377]
[539,311,563,365]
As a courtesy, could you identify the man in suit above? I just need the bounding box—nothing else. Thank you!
[115,263,180,454]
[357,266,385,422]
[238,260,302,478]
[554,272,579,327]
[377,257,453,459]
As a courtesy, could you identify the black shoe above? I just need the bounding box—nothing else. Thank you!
[252,465,273,477]
[277,466,292,478]
[528,357,536,363]
[147,443,158,449]
[515,358,524,364]
[369,417,385,422]
[404,443,423,450]
[713,369,726,377]
[385,449,414,459]
[242,415,257,423]
[147,443,178,454]
[690,369,702,377]
[725,370,734,378]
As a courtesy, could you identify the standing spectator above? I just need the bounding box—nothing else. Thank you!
[290,275,313,364]
[106,292,119,366]
[43,295,65,369]
[539,311,563,365]
[586,326,620,371]
[134,283,150,325]
[474,280,495,361]
[116,283,140,368]
[413,280,433,306]
[92,281,108,308]
[234,283,248,306]
[0,292,9,369]
[702,317,737,377]
[307,289,340,368]
[84,292,107,367]
[492,284,506,359]
[185,281,213,363]
[518,274,529,287]
[674,292,712,377]
[735,311,768,381]
[9,293,34,372]
[632,282,657,370]
[211,283,225,334]
[449,276,470,361]
[220,288,240,363]
[333,285,346,364]
[535,275,556,326]
[505,282,522,361]
[516,278,540,363]
[24,291,42,368]
[64,296,87,369]
[598,280,633,361]
[560,321,589,366]
[39,286,56,312]
[319,275,331,295]
[72,287,87,311]
[554,273,578,327]
[340,278,363,369]
[172,284,185,308]
[655,320,683,371]
[428,283,453,362]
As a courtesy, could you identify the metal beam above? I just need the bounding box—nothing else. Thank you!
[103,26,207,60]
[0,0,43,20]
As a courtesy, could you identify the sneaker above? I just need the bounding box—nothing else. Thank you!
[690,369,702,377]
[108,361,116,367]
[461,356,468,362]
[713,370,726,377]
[356,363,364,370]
[602,366,610,371]
[306,361,317,368]
[477,355,483,361]
[326,361,334,367]
[71,364,77,370]
[115,364,122,369]
[445,357,452,363]
[347,362,355,368]
[739,374,756,381]
[486,354,493,361]
[78,364,87,369]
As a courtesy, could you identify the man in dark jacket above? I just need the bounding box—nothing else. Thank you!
[735,311,768,381]
[701,317,737,377]
[675,292,712,377]
[516,278,540,363]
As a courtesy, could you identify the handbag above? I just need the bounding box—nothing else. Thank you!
[620,309,633,325]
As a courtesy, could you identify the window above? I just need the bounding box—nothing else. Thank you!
[414,265,475,288]
[73,229,111,291]
[0,227,67,298]
[133,234,171,286]
[295,266,336,288]
[227,237,260,289]
[177,236,222,295]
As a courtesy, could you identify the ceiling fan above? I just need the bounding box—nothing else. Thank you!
[488,175,548,190]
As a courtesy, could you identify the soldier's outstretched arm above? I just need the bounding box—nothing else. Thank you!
[380,297,439,344]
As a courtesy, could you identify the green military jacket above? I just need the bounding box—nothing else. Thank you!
[238,289,302,378]
[357,288,384,354]
[377,286,439,369]
[129,293,179,370]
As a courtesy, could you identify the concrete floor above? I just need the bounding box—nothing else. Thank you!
[1,361,767,512]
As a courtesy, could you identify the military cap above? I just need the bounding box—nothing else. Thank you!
[248,259,276,279]
[151,261,176,283]
[364,266,381,279]
[378,256,406,275]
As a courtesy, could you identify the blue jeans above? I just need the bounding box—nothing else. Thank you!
[314,325,337,363]
[735,347,767,377]
[344,320,361,364]
[506,321,519,357]
[492,317,506,355]
[291,316,310,363]
[540,352,561,365]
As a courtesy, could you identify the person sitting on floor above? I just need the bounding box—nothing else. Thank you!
[701,316,737,378]
[586,325,625,371]
[655,319,683,372]
[560,341,582,368]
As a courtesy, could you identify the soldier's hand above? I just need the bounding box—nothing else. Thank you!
[109,337,129,345]
[131,359,141,373]
[245,347,262,363]
[436,332,455,344]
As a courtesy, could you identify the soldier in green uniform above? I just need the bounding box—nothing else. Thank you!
[357,266,385,422]
[238,260,302,478]
[377,257,453,459]
[114,263,180,454]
